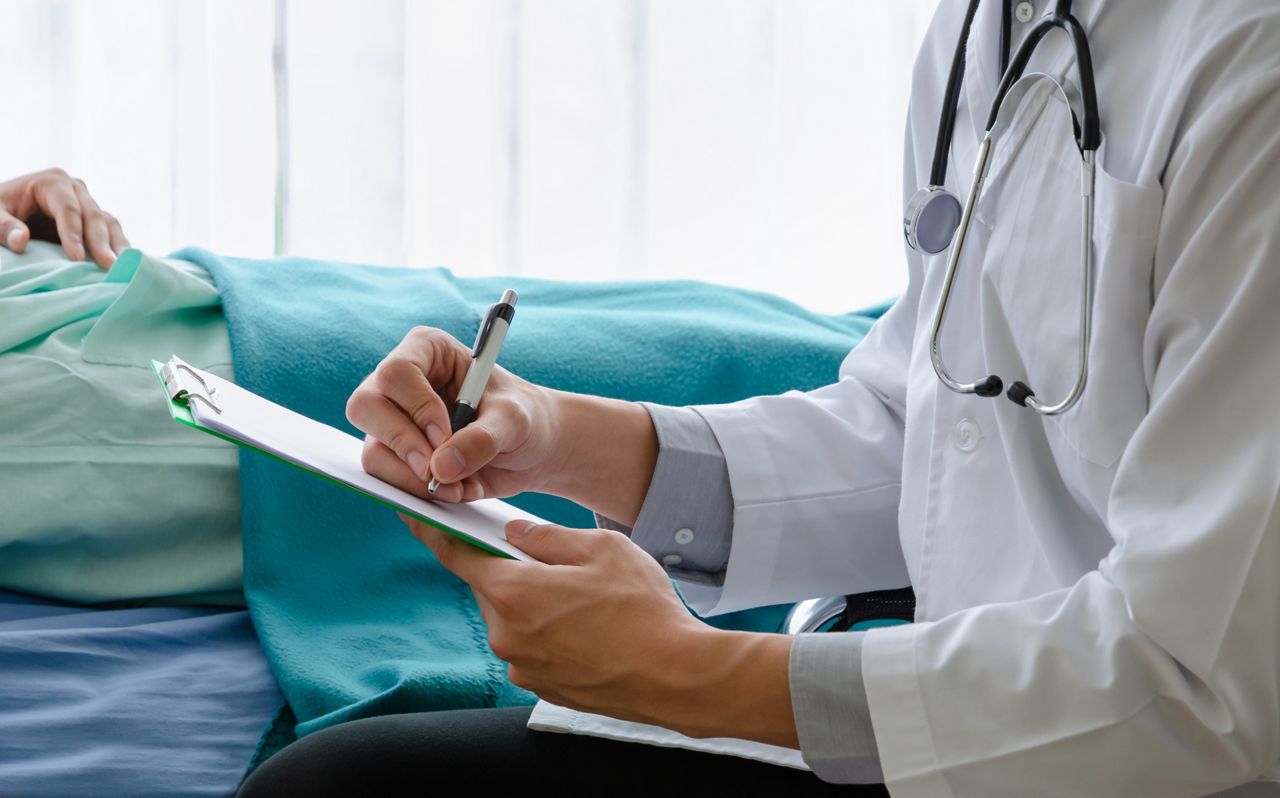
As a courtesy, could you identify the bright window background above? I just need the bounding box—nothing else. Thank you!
[0,0,939,312]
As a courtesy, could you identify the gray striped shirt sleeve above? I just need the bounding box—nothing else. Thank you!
[594,402,733,585]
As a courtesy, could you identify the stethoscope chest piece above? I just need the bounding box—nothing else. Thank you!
[904,186,963,255]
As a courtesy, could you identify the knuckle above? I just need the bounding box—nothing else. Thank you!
[385,428,412,457]
[408,325,442,345]
[359,437,379,470]
[485,579,518,614]
[482,395,517,422]
[45,166,68,180]
[506,665,531,689]
[407,396,439,431]
[375,356,418,390]
[345,387,375,424]
[488,631,514,662]
[470,423,500,459]
[592,529,628,554]
[510,400,533,431]
[72,177,87,191]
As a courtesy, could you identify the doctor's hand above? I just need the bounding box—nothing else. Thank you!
[347,326,568,504]
[403,514,799,749]
[349,327,659,525]
[0,168,130,269]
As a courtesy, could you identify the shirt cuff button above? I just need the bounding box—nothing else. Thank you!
[674,527,695,545]
[662,553,684,567]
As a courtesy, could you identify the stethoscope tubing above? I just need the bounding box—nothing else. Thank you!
[925,2,1101,416]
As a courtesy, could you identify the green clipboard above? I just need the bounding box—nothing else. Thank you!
[150,357,526,560]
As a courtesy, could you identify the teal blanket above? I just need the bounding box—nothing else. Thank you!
[175,248,886,764]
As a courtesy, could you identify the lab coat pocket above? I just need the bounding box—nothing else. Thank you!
[987,139,1164,469]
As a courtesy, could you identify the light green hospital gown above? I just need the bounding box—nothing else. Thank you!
[0,242,242,606]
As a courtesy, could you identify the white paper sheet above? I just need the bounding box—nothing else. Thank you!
[185,364,539,561]
[527,700,810,770]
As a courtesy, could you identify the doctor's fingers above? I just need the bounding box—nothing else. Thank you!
[348,381,442,483]
[429,404,528,487]
[360,436,480,503]
[362,435,440,499]
[402,514,517,586]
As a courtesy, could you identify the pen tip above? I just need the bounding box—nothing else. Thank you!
[427,478,439,495]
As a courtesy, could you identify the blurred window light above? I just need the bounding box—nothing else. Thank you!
[1,0,939,312]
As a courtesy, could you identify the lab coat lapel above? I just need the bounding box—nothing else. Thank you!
[962,0,1111,160]
[973,0,1109,200]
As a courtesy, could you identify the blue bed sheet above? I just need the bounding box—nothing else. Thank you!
[0,590,282,798]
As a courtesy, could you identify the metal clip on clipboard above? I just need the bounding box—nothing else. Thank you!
[160,355,223,415]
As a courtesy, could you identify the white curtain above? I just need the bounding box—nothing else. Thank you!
[2,0,939,312]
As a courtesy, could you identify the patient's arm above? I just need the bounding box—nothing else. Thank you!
[0,168,129,269]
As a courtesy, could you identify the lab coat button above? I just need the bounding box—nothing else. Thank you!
[674,527,695,545]
[1014,2,1035,23]
[662,554,683,567]
[954,418,981,452]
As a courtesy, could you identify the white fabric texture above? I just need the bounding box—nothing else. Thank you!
[681,0,1280,794]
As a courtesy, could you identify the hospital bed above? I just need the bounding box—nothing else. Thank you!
[0,242,899,796]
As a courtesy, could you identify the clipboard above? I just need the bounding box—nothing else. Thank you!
[152,355,539,561]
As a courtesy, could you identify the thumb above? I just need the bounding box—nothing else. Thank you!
[505,520,596,565]
[431,413,518,484]
[0,212,29,254]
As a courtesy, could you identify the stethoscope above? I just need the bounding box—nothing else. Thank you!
[903,0,1100,415]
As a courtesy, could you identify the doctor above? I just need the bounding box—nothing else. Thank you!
[247,0,1280,795]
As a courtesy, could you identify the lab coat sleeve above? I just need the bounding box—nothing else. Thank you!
[859,66,1280,796]
[684,264,921,617]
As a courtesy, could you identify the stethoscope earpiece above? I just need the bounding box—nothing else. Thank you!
[974,375,1004,398]
[1006,382,1035,407]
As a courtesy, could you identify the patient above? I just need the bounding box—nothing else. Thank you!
[0,168,244,606]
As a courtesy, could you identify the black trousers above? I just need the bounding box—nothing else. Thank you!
[235,706,889,797]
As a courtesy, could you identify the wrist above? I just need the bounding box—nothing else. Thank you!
[653,627,799,749]
[539,390,658,525]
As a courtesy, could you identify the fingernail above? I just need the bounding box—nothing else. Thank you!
[474,481,485,500]
[435,447,465,481]
[507,520,536,539]
[408,451,430,480]
[426,423,445,448]
[5,228,22,250]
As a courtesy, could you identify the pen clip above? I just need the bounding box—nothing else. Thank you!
[471,303,501,358]
[470,290,518,357]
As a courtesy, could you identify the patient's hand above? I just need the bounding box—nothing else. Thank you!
[0,168,130,269]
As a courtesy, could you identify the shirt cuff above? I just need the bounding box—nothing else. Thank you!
[593,402,734,585]
[789,631,883,784]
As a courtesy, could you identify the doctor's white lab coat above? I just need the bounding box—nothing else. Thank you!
[682,1,1280,795]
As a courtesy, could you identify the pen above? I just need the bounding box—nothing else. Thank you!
[427,288,518,495]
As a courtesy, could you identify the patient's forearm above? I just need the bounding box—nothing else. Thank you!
[540,390,658,527]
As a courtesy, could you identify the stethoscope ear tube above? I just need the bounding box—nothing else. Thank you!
[928,136,997,400]
[930,78,1097,416]
[985,11,1100,152]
